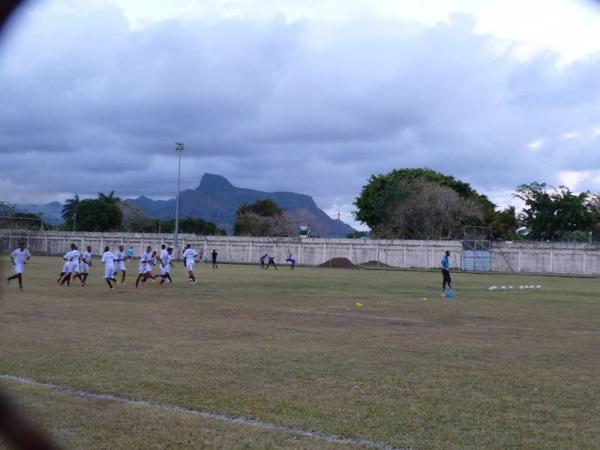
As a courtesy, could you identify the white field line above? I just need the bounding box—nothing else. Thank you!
[0,373,409,450]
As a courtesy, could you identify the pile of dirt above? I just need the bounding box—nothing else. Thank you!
[360,260,390,268]
[319,257,355,269]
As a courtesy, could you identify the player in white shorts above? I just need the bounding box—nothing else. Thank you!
[101,246,118,289]
[59,244,83,286]
[135,246,156,288]
[81,246,92,286]
[159,246,174,285]
[7,241,31,291]
[182,243,199,283]
[57,248,72,284]
[115,245,127,284]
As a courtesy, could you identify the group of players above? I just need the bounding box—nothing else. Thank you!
[6,241,219,291]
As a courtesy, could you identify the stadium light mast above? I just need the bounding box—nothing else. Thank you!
[174,142,184,253]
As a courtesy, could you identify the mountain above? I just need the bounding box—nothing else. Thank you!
[15,202,63,225]
[125,174,356,237]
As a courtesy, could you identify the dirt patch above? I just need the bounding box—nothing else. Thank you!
[360,260,390,268]
[318,257,355,268]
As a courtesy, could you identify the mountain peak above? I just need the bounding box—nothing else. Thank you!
[198,174,234,193]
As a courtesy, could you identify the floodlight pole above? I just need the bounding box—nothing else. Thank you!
[174,142,184,254]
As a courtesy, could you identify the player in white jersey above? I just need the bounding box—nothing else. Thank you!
[59,244,83,286]
[115,245,127,284]
[182,243,199,283]
[159,246,174,285]
[81,246,92,286]
[101,246,118,289]
[135,245,156,288]
[57,249,72,284]
[7,242,31,291]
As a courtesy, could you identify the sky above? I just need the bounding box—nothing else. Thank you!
[1,0,600,229]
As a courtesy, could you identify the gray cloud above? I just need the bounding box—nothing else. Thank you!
[1,4,600,224]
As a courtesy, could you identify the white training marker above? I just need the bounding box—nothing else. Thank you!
[508,286,514,289]
[519,286,524,289]
[501,285,506,289]
[529,285,535,289]
[488,286,498,291]
[536,285,542,289]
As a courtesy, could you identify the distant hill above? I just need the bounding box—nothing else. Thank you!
[125,174,356,237]
[15,202,63,225]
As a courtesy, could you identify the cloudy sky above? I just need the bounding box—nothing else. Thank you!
[2,0,600,228]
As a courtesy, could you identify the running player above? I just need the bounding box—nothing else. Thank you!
[266,255,277,270]
[115,245,127,284]
[286,253,296,270]
[59,244,83,286]
[211,249,218,269]
[101,246,118,289]
[6,241,31,291]
[441,250,453,297]
[182,244,199,283]
[57,247,72,284]
[81,246,92,286]
[159,247,174,285]
[135,246,155,288]
[260,254,267,270]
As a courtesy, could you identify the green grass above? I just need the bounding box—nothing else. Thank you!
[1,257,599,449]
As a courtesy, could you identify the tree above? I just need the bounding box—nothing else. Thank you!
[236,199,283,217]
[375,178,484,239]
[76,199,123,231]
[178,217,226,235]
[354,168,495,231]
[514,183,593,240]
[490,206,518,240]
[354,169,491,239]
[234,199,291,237]
[98,191,120,205]
[62,194,80,229]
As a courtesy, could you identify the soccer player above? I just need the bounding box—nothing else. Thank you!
[159,247,174,285]
[286,253,296,270]
[135,246,155,288]
[182,244,199,283]
[101,246,118,289]
[115,245,127,284]
[59,244,83,286]
[127,246,135,261]
[6,241,31,291]
[211,249,218,269]
[441,250,453,296]
[57,247,72,285]
[260,254,267,270]
[266,255,277,270]
[81,246,92,286]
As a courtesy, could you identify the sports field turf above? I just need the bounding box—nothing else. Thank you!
[1,256,599,449]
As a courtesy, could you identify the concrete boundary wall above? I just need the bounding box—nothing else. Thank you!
[0,230,461,270]
[2,230,600,275]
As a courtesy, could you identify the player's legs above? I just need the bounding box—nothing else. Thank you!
[135,273,144,288]
[120,270,126,283]
[7,272,23,289]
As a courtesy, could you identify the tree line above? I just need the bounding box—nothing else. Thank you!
[354,168,600,241]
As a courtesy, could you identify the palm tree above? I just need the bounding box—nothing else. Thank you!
[98,191,121,205]
[62,194,80,229]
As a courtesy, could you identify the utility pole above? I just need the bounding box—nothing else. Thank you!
[174,142,184,254]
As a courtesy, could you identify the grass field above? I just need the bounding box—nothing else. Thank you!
[1,256,599,449]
